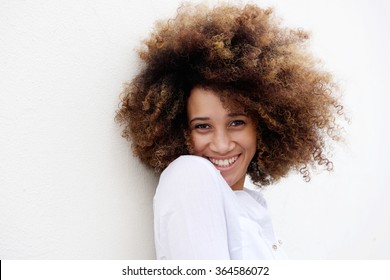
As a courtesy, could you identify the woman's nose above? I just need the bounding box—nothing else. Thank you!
[209,130,234,154]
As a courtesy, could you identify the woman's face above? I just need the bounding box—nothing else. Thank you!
[187,86,257,190]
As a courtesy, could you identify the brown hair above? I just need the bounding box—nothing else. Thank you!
[115,3,344,186]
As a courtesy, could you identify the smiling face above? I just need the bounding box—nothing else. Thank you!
[187,86,257,190]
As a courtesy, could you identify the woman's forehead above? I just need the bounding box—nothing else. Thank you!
[188,85,247,113]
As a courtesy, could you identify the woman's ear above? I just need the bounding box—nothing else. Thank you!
[184,129,194,154]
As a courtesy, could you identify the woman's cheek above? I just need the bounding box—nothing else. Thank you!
[191,133,207,155]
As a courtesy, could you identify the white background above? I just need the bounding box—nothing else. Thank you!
[1,0,389,259]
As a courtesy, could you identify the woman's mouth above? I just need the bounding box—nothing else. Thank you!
[209,155,239,168]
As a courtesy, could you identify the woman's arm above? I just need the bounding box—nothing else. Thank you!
[153,156,232,259]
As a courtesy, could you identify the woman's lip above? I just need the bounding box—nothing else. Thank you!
[208,154,241,171]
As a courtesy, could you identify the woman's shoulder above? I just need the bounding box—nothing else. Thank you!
[160,155,217,179]
[166,155,214,168]
[156,155,228,199]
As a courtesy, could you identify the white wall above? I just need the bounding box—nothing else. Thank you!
[1,0,389,259]
[258,0,390,259]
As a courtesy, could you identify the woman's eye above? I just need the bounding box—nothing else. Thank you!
[230,120,245,127]
[194,123,210,130]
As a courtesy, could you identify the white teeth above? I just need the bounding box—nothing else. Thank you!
[210,156,238,167]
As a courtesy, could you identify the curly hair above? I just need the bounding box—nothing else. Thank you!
[115,3,344,186]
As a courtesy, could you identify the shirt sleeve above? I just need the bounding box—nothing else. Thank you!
[153,156,231,260]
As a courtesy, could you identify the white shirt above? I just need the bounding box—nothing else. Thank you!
[153,155,287,259]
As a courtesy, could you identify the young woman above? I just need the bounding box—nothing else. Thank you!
[116,3,343,259]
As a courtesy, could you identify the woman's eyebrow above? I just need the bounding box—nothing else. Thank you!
[190,114,247,123]
[189,117,210,124]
